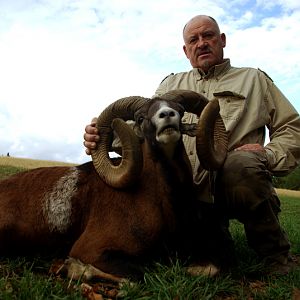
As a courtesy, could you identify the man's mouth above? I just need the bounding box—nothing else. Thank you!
[198,51,211,57]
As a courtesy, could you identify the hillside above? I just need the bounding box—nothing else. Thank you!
[0,156,77,169]
[1,156,300,198]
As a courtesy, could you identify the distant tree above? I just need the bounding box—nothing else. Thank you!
[273,166,300,191]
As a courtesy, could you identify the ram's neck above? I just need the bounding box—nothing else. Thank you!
[142,140,193,186]
[158,142,177,161]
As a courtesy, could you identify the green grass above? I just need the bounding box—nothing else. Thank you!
[0,165,299,299]
[0,165,27,180]
[0,256,83,299]
[120,202,300,300]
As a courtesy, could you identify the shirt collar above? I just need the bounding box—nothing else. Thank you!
[193,59,231,80]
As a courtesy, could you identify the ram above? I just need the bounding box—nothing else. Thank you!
[0,90,228,282]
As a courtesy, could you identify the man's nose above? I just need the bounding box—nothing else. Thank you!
[197,37,208,48]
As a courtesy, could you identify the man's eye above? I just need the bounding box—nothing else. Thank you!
[189,37,197,44]
[203,32,215,40]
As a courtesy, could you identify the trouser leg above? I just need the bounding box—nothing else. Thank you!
[214,150,290,263]
[195,201,236,269]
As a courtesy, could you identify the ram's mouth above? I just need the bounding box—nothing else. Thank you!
[158,125,178,136]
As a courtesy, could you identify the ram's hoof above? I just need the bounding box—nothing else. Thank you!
[186,263,220,277]
[62,257,128,284]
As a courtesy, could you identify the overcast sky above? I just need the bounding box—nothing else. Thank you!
[0,0,299,164]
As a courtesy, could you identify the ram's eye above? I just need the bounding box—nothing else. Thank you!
[137,116,144,124]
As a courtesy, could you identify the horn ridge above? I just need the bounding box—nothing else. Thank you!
[92,96,146,188]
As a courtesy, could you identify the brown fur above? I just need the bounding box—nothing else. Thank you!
[0,100,206,281]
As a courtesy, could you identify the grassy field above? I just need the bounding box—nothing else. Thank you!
[0,157,299,299]
[0,156,76,169]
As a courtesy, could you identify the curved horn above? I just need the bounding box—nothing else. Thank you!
[160,89,228,170]
[159,89,209,116]
[196,98,228,170]
[91,96,146,188]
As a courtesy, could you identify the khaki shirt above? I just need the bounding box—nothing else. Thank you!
[155,59,300,202]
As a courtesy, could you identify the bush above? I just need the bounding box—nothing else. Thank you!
[273,166,300,190]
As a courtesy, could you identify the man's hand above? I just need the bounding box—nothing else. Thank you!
[83,117,100,155]
[234,143,265,152]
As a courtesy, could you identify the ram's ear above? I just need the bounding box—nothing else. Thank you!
[132,122,144,139]
[181,123,198,137]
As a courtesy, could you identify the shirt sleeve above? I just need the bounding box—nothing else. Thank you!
[263,73,300,176]
[153,73,174,97]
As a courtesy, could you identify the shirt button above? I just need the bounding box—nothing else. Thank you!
[189,151,194,155]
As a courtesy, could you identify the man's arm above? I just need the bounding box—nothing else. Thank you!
[264,75,300,176]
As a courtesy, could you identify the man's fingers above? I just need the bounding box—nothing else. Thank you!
[91,117,98,123]
[84,117,99,156]
[83,140,97,149]
[84,117,99,134]
[85,148,92,156]
[234,143,265,152]
[83,131,99,143]
[85,125,98,135]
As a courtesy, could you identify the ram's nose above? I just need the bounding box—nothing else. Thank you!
[159,109,176,119]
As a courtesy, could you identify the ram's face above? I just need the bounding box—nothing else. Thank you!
[152,101,184,144]
[135,100,184,145]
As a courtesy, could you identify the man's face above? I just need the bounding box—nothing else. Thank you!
[183,16,226,72]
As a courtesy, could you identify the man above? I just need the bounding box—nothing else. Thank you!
[84,15,300,274]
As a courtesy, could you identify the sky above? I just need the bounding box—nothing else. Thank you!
[0,0,299,164]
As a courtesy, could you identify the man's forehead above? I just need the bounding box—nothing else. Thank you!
[183,16,219,36]
[186,19,214,33]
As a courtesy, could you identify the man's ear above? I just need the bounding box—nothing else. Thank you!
[221,33,226,48]
[183,45,189,58]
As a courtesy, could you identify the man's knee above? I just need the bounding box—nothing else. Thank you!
[215,151,274,213]
[219,151,272,187]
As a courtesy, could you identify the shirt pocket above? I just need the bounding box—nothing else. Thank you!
[213,91,246,132]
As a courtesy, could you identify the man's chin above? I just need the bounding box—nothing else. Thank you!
[198,60,211,72]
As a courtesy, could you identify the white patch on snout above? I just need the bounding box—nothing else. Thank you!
[151,101,181,145]
[43,167,79,233]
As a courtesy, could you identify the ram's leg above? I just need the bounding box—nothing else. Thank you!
[0,216,31,254]
[61,257,127,283]
[186,263,220,277]
[68,230,144,282]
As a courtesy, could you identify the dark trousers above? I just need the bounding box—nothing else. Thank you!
[214,150,291,263]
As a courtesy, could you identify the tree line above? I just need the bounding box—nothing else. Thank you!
[273,166,300,191]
